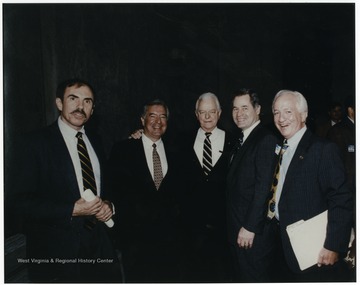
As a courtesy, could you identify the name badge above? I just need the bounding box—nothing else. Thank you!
[348,145,355,153]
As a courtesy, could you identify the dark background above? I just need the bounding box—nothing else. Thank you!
[3,3,355,236]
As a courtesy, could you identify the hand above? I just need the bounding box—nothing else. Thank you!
[95,200,113,222]
[72,196,102,216]
[237,227,255,249]
[317,247,339,267]
[128,129,143,139]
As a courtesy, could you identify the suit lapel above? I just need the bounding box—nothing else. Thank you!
[229,124,262,173]
[282,129,312,192]
[49,123,81,199]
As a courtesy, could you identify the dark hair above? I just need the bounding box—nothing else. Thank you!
[232,88,260,108]
[327,101,342,112]
[142,99,170,119]
[56,78,96,102]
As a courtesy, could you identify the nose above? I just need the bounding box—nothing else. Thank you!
[205,112,210,119]
[78,100,84,110]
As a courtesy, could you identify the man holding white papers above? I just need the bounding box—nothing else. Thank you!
[269,90,353,281]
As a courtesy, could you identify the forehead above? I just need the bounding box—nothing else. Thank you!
[146,104,167,114]
[274,94,296,109]
[233,95,251,106]
[198,97,217,109]
[64,85,94,99]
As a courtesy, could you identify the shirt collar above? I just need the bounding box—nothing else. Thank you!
[286,126,307,149]
[58,116,85,139]
[142,133,162,148]
[198,126,219,138]
[243,120,261,140]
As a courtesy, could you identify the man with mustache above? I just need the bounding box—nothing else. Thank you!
[9,79,120,282]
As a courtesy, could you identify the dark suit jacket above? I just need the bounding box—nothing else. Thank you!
[108,137,181,247]
[327,117,355,191]
[278,129,353,273]
[9,122,116,280]
[226,123,279,245]
[180,129,234,236]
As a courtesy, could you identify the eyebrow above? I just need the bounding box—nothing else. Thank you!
[68,94,94,102]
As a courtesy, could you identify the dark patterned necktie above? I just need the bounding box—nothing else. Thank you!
[267,139,289,220]
[229,131,244,165]
[203,132,212,175]
[152,143,163,190]
[76,132,97,195]
[76,132,98,230]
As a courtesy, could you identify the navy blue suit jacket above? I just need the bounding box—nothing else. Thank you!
[179,129,235,235]
[10,121,116,279]
[226,123,279,245]
[278,129,353,273]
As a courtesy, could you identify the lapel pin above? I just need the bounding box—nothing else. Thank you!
[299,155,304,160]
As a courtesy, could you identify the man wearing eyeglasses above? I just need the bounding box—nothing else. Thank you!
[179,92,235,282]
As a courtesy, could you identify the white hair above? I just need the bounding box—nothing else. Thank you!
[272,90,308,114]
[195,92,221,111]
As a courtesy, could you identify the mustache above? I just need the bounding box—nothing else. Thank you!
[71,109,87,118]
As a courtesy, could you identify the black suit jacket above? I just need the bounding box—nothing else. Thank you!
[108,137,181,246]
[179,129,235,235]
[278,129,353,273]
[226,123,279,245]
[9,122,116,280]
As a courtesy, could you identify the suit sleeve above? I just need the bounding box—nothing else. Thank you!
[9,134,75,227]
[244,133,279,233]
[319,142,353,253]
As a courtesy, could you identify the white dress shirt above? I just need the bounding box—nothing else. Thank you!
[57,116,101,196]
[275,126,307,220]
[142,134,168,179]
[194,127,225,167]
[242,120,261,143]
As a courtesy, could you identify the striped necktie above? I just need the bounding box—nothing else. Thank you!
[76,132,97,195]
[267,139,289,220]
[203,132,212,175]
[152,143,163,190]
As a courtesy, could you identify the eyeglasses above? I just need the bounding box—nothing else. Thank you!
[197,110,218,117]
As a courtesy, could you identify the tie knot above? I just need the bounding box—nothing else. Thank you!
[76,132,83,139]
[283,139,289,148]
[239,131,244,140]
[205,132,212,138]
[152,143,157,149]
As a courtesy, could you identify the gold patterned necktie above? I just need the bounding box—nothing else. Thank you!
[152,143,163,190]
[203,132,212,175]
[267,139,289,220]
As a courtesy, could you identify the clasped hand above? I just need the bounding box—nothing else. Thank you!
[72,197,113,222]
[317,247,339,267]
[237,227,255,249]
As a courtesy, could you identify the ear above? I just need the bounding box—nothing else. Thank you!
[195,111,199,119]
[55,98,63,111]
[301,111,308,123]
[218,110,222,117]
[141,117,145,127]
[256,105,261,115]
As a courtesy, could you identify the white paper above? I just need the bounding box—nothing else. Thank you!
[286,210,327,270]
[82,189,115,228]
